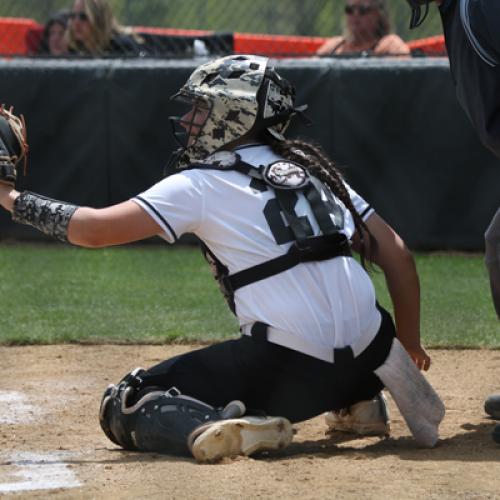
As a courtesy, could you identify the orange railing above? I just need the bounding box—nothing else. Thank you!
[407,35,446,56]
[0,16,446,58]
[0,17,41,55]
[233,33,325,56]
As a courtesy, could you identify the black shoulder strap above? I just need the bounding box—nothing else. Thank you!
[226,233,351,293]
[191,154,352,294]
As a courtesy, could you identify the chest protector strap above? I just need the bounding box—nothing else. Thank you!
[227,232,350,293]
[190,151,352,301]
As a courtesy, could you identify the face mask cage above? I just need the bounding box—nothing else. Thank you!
[168,93,213,150]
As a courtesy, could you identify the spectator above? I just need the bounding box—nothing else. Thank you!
[317,0,410,56]
[38,10,70,56]
[66,0,144,57]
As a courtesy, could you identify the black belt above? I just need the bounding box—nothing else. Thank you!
[241,319,379,364]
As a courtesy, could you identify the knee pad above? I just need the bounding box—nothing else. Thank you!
[99,368,244,456]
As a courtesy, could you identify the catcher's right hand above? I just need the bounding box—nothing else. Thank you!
[0,105,28,186]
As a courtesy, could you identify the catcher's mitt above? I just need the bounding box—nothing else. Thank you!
[0,105,28,186]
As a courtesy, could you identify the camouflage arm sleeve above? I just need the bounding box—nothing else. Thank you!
[11,191,78,243]
[485,207,500,319]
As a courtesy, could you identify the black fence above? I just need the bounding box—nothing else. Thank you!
[0,57,498,250]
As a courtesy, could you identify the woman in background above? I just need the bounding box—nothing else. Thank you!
[317,0,410,56]
[38,10,69,56]
[66,0,144,56]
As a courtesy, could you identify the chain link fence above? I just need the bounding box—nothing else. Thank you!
[0,0,445,57]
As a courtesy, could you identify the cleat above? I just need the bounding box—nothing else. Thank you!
[325,392,390,437]
[188,416,293,462]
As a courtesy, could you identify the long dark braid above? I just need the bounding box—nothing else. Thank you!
[269,138,377,269]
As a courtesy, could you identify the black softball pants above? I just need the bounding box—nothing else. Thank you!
[143,306,396,423]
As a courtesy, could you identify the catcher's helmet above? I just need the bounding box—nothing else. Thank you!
[407,0,430,29]
[168,55,304,170]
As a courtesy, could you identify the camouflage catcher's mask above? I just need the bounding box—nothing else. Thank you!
[167,54,307,170]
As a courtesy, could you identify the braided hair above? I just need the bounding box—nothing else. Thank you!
[269,138,376,269]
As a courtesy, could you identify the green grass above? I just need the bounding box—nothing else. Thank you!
[0,243,498,347]
[373,253,499,348]
[0,243,237,344]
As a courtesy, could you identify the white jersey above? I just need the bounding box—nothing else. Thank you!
[133,144,381,351]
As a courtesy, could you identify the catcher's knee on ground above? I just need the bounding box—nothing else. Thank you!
[324,392,390,437]
[99,367,293,462]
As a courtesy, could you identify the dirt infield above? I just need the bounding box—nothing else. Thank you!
[1,345,500,499]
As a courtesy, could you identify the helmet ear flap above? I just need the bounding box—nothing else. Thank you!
[255,72,296,141]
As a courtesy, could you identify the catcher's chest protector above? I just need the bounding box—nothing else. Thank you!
[191,151,352,314]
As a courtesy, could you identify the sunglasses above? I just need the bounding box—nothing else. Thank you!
[345,5,376,15]
[69,11,89,21]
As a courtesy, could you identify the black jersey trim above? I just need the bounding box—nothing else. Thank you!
[134,196,178,241]
[360,205,373,219]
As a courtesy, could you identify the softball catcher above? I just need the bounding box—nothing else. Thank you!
[0,55,444,460]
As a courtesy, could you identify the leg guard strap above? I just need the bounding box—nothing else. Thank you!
[99,368,246,456]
